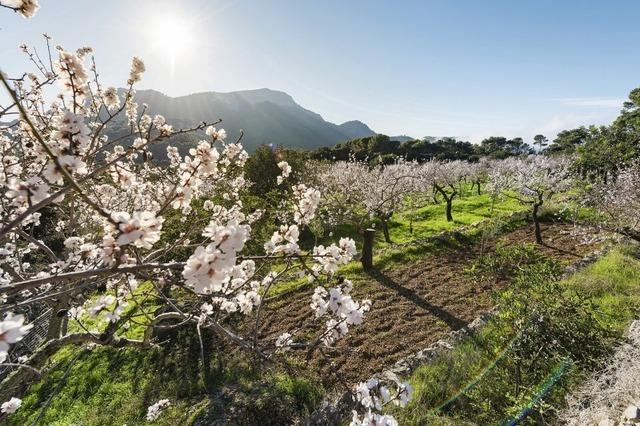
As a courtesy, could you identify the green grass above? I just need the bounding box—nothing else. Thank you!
[326,189,523,251]
[7,189,611,425]
[394,244,640,425]
[384,191,522,246]
[8,329,323,425]
[66,281,162,341]
[268,190,525,296]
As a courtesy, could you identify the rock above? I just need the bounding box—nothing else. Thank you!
[621,404,640,421]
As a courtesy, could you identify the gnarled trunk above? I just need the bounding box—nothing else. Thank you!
[435,184,457,222]
[532,203,543,244]
[445,198,453,222]
[381,220,391,243]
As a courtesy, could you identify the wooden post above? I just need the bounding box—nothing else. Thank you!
[361,228,375,270]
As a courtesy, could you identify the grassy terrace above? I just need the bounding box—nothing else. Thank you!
[5,189,525,425]
[394,245,640,425]
[269,189,524,296]
[9,190,598,425]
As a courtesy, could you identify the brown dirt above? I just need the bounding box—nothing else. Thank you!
[258,222,606,389]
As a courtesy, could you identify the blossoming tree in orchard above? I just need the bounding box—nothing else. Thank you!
[488,156,572,244]
[359,159,417,243]
[399,160,437,234]
[311,159,370,232]
[0,5,411,422]
[467,157,493,196]
[431,160,471,222]
[590,161,640,242]
[315,158,417,244]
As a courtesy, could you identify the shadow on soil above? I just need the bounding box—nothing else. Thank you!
[365,268,467,330]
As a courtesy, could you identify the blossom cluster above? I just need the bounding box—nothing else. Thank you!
[0,0,39,18]
[146,399,170,421]
[310,278,371,345]
[0,313,33,363]
[350,376,413,426]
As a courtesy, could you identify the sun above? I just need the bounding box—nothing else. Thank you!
[147,13,196,72]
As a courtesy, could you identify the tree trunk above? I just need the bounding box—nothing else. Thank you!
[533,203,543,244]
[445,197,453,222]
[435,185,456,222]
[381,220,391,243]
[476,181,481,195]
[46,296,69,341]
[60,316,68,337]
[361,228,375,270]
[619,227,640,242]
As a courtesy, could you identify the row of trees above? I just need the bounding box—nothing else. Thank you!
[311,134,539,164]
[246,146,638,250]
[309,156,573,245]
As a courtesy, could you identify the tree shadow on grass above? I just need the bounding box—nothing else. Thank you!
[365,268,467,331]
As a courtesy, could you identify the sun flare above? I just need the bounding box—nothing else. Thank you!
[147,13,195,69]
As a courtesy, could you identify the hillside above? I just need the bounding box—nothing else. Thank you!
[129,88,376,152]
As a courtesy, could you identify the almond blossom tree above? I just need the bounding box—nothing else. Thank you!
[590,161,640,242]
[314,159,417,244]
[431,160,470,222]
[0,27,398,424]
[312,159,370,231]
[488,156,572,244]
[359,159,417,243]
[467,158,492,196]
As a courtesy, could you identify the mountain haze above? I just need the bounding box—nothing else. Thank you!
[131,88,376,152]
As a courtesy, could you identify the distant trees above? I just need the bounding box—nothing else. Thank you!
[312,134,400,163]
[401,137,478,162]
[312,134,533,164]
[476,136,533,159]
[533,134,548,151]
[545,128,589,155]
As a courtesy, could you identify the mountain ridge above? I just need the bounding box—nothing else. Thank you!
[127,88,377,152]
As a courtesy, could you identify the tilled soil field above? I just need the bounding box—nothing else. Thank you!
[259,222,607,389]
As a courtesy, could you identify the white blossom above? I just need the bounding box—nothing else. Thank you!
[1,397,22,414]
[146,399,170,421]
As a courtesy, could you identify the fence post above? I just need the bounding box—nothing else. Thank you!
[361,228,375,270]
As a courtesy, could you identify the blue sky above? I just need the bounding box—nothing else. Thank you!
[1,0,639,142]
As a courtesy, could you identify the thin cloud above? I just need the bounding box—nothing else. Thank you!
[548,97,625,108]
